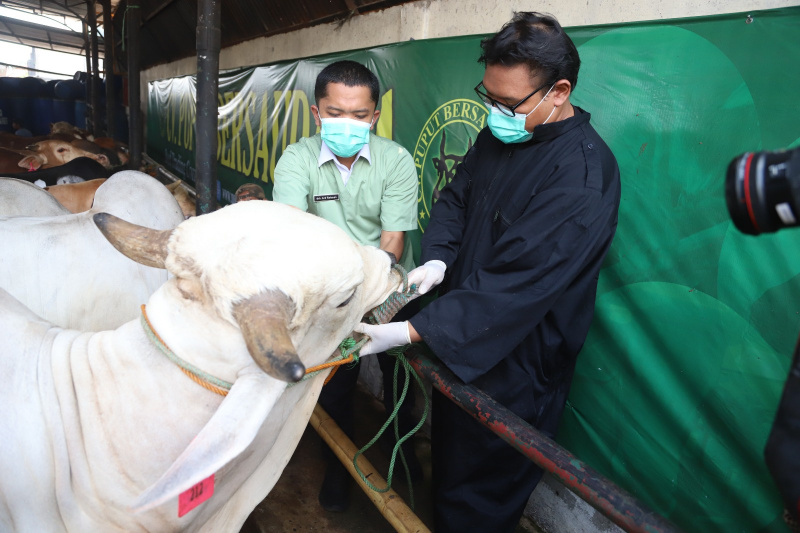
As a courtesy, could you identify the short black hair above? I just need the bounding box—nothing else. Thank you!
[479,12,581,90]
[235,183,266,201]
[314,60,380,105]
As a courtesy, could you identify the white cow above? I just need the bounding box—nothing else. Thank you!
[0,177,70,216]
[0,171,184,330]
[0,200,402,532]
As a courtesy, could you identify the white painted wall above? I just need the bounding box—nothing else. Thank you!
[141,0,798,86]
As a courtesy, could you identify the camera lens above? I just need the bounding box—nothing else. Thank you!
[725,147,800,235]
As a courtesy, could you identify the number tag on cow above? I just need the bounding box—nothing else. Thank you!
[178,474,215,517]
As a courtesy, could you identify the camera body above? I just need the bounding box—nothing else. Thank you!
[726,147,800,235]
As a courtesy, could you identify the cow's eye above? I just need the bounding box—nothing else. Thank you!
[57,148,66,153]
[336,291,356,308]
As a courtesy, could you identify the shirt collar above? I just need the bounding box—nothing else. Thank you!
[530,106,591,142]
[318,139,372,168]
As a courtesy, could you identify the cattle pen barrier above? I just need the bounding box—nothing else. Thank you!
[143,153,198,202]
[316,346,682,533]
[311,405,431,533]
[403,346,681,533]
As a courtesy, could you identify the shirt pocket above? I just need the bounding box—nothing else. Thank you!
[490,198,527,245]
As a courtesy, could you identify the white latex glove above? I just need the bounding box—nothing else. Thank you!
[407,260,446,297]
[353,321,411,356]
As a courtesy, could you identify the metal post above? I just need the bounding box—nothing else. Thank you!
[88,0,101,136]
[83,21,91,131]
[404,347,682,533]
[194,0,221,214]
[127,1,142,169]
[101,0,115,138]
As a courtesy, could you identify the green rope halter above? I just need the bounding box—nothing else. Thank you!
[353,264,429,508]
[139,307,233,393]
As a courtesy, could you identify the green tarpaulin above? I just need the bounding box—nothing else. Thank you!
[146,8,800,531]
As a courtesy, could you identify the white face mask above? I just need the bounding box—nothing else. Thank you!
[487,84,556,144]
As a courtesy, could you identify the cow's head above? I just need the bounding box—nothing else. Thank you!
[50,121,75,136]
[92,137,130,165]
[20,139,107,169]
[94,201,404,513]
[94,201,402,382]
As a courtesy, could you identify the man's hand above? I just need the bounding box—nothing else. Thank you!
[354,321,411,356]
[408,260,446,296]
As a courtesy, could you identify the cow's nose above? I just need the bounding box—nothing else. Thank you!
[283,362,306,383]
[384,251,397,265]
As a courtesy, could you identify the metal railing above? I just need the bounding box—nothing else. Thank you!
[403,345,681,533]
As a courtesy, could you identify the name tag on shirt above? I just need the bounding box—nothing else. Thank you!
[314,194,339,202]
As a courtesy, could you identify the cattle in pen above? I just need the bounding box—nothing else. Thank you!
[0,200,403,532]
[0,170,184,330]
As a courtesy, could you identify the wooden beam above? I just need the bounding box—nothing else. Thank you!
[143,0,177,22]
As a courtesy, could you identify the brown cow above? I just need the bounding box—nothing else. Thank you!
[18,139,107,171]
[0,157,110,186]
[165,180,196,218]
[43,178,107,213]
[0,132,75,151]
[92,137,129,165]
[40,177,194,217]
[0,147,32,173]
[50,121,92,140]
[70,139,124,167]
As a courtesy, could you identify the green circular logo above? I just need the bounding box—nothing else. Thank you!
[414,98,487,231]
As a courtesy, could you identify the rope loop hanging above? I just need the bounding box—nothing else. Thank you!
[121,3,140,52]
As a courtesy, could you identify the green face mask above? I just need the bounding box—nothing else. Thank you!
[486,84,555,144]
[319,116,373,157]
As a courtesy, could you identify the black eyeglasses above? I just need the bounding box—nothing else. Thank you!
[474,81,551,117]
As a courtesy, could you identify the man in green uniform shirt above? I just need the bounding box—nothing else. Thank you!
[272,60,419,512]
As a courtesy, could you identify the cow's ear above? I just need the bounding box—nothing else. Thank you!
[175,277,206,304]
[95,154,111,168]
[130,372,284,514]
[18,155,42,171]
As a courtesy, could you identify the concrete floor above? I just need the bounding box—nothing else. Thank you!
[240,385,540,533]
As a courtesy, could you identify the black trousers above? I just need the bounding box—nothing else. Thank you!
[765,338,800,522]
[431,389,545,532]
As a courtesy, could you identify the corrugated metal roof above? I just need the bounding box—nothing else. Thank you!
[110,0,416,70]
[0,13,101,56]
[0,0,103,58]
[0,0,93,21]
[0,0,417,72]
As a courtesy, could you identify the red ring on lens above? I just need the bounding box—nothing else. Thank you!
[743,152,759,233]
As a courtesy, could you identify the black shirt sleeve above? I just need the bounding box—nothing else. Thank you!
[410,156,618,384]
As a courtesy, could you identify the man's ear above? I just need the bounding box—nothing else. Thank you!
[371,109,381,131]
[550,79,572,107]
[311,105,321,128]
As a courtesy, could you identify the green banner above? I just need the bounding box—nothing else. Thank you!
[147,8,800,532]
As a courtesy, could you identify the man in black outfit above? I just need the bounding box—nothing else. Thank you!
[356,12,621,531]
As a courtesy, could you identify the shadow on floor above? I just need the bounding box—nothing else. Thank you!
[241,384,541,533]
[242,385,433,533]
